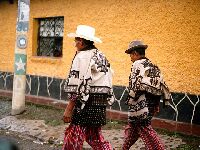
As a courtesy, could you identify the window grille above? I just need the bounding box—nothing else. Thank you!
[37,17,64,57]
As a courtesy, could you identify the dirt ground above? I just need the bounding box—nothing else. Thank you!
[0,96,200,150]
[0,130,58,150]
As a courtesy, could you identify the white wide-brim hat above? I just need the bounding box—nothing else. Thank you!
[67,25,102,43]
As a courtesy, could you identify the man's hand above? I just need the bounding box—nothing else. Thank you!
[62,115,72,123]
[62,100,75,123]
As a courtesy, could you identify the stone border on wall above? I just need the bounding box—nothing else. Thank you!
[0,71,200,125]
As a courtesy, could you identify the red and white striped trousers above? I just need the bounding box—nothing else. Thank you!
[123,123,165,150]
[62,124,113,150]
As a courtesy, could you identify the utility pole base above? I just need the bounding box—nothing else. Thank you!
[12,75,26,116]
[11,108,25,115]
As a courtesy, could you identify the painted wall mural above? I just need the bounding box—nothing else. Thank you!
[0,71,199,125]
[17,0,30,32]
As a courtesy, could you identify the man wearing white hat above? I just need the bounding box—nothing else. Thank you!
[122,40,171,150]
[62,25,114,150]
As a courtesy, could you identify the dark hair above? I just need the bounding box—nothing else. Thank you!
[75,37,94,47]
[82,38,94,46]
[134,48,145,55]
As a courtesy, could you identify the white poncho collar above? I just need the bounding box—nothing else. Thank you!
[64,48,115,108]
[128,58,171,105]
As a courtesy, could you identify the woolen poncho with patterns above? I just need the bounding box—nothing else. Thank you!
[64,48,115,109]
[127,58,171,122]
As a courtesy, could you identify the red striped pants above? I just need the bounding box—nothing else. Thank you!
[62,124,112,150]
[123,123,165,150]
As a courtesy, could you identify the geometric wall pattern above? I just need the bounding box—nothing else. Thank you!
[0,71,199,125]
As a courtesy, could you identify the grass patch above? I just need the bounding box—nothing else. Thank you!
[16,102,65,126]
[0,97,12,119]
[156,128,200,149]
[0,96,11,101]
[173,144,194,150]
[0,97,65,126]
[103,120,126,130]
[16,101,128,128]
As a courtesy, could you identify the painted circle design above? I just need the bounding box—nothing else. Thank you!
[17,35,27,49]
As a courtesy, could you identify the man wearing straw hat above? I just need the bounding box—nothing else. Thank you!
[62,25,115,150]
[122,40,171,150]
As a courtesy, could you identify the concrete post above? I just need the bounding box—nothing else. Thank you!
[12,0,30,115]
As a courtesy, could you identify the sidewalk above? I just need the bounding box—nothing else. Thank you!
[0,116,186,149]
[0,97,199,149]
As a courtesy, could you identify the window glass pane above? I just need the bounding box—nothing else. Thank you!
[37,17,64,57]
[55,17,64,37]
[38,38,55,56]
[40,18,55,37]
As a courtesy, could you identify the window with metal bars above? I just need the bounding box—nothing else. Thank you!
[37,17,64,57]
